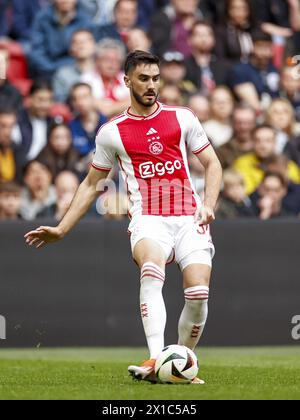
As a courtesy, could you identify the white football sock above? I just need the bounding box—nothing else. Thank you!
[178,286,209,350]
[140,262,166,360]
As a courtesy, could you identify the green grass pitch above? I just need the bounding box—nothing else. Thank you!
[0,347,299,400]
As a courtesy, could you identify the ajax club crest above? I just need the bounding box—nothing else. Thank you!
[149,141,164,155]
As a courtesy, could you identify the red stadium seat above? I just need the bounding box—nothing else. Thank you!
[0,40,32,96]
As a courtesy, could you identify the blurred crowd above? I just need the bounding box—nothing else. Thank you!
[0,0,300,222]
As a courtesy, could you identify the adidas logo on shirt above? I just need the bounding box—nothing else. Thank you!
[147,128,158,136]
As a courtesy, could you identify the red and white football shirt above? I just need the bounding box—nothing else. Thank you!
[92,102,211,218]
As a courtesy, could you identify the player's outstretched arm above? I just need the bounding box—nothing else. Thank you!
[24,167,108,249]
[195,146,223,225]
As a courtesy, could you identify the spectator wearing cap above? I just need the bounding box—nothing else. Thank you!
[216,104,256,169]
[94,0,138,44]
[229,29,280,113]
[185,21,232,95]
[29,0,91,77]
[0,108,26,183]
[149,0,202,58]
[53,29,97,104]
[20,160,56,220]
[0,182,23,221]
[13,80,54,162]
[161,51,197,102]
[82,38,130,118]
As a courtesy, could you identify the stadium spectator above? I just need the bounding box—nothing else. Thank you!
[13,80,54,162]
[69,83,107,174]
[10,0,51,52]
[188,94,211,123]
[159,83,183,106]
[79,0,117,26]
[185,21,231,95]
[200,0,228,24]
[229,29,280,113]
[280,65,300,122]
[0,108,26,183]
[215,0,257,63]
[36,123,79,179]
[126,28,152,53]
[20,160,56,220]
[37,170,79,220]
[284,135,300,167]
[160,51,197,101]
[250,154,300,215]
[82,39,130,118]
[252,172,292,220]
[203,86,235,148]
[217,104,256,169]
[149,0,202,58]
[53,29,97,104]
[216,168,256,219]
[137,0,169,30]
[0,0,11,38]
[0,48,23,111]
[266,98,300,154]
[29,0,91,77]
[234,125,300,195]
[0,181,22,221]
[94,0,138,43]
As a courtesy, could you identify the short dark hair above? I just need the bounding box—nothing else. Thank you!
[263,172,288,189]
[190,20,214,36]
[30,79,53,96]
[70,82,92,96]
[114,0,137,12]
[253,124,276,138]
[251,29,272,44]
[71,28,95,40]
[124,50,160,75]
[0,182,21,195]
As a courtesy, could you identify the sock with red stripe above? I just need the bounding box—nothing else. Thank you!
[178,285,209,350]
[140,262,166,359]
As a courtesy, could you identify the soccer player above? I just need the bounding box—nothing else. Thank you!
[25,51,223,384]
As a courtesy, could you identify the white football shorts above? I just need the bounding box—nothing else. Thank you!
[128,215,215,271]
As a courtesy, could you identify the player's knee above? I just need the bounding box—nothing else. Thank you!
[184,285,209,302]
[140,262,165,287]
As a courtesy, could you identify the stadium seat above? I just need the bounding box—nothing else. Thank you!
[0,40,32,96]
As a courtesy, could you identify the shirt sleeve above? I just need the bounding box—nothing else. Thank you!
[92,125,116,171]
[185,110,211,155]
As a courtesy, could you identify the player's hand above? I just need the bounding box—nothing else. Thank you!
[194,205,215,225]
[24,226,65,249]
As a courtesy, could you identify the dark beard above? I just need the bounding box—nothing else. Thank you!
[132,88,158,108]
